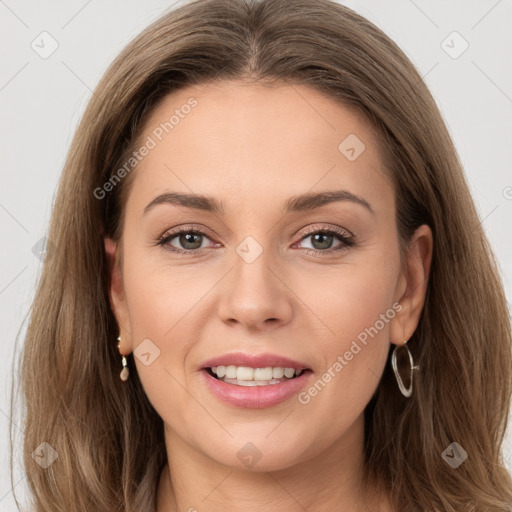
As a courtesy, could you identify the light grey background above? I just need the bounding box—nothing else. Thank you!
[1,0,511,509]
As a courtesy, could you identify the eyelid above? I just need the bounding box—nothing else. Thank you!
[293,224,355,255]
[156,223,355,254]
[155,224,219,252]
[157,222,353,241]
[157,223,217,242]
[299,223,353,239]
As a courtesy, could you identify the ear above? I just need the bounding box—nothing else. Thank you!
[389,224,433,345]
[104,237,132,354]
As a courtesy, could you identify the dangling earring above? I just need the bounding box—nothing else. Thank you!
[391,339,419,398]
[117,336,130,381]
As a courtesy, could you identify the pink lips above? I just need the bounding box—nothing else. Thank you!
[199,351,313,409]
[200,352,310,371]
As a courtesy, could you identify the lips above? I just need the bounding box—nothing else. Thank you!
[200,352,311,371]
[199,351,313,408]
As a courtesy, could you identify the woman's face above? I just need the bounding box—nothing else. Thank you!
[107,80,431,472]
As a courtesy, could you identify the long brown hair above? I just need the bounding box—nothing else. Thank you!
[12,0,512,510]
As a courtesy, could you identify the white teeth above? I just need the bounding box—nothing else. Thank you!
[236,367,254,380]
[209,365,306,383]
[225,365,237,379]
[254,367,273,380]
[283,367,295,378]
[272,367,284,378]
[222,377,283,386]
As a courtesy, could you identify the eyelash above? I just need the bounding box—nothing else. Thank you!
[155,224,355,257]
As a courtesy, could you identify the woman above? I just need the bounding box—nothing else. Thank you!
[13,0,512,510]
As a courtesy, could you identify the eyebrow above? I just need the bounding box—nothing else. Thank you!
[143,190,375,216]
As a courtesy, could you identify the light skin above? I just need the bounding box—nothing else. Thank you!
[105,80,433,511]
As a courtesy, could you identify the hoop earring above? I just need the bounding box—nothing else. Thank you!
[391,340,419,398]
[117,336,130,382]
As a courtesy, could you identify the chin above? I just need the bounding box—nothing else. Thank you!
[197,434,310,473]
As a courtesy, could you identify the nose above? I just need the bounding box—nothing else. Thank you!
[216,246,293,331]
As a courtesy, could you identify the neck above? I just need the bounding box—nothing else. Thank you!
[156,413,391,512]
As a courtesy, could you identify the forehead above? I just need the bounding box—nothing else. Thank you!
[126,80,393,218]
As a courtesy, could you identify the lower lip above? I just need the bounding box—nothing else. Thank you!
[201,369,313,408]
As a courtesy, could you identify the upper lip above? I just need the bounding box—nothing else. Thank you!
[201,352,311,370]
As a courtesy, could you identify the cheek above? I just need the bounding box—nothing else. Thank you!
[119,249,200,409]
[328,266,397,346]
[294,242,399,349]
[292,248,399,414]
[122,248,214,340]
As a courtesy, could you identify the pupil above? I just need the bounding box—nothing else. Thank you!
[181,232,202,249]
[312,233,332,250]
